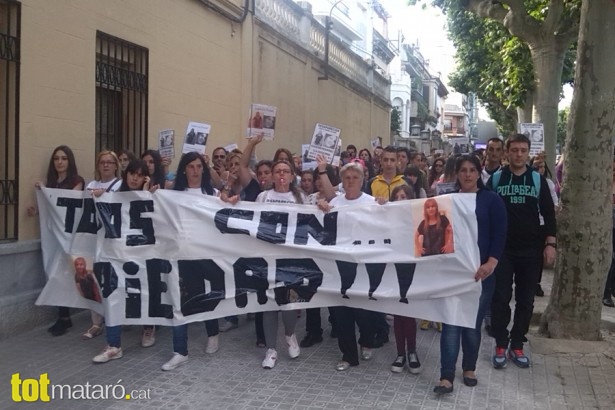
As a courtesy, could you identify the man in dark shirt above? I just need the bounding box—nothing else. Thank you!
[487,134,556,369]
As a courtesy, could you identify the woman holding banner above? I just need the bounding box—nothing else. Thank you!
[434,155,507,394]
[31,146,85,337]
[256,160,306,369]
[158,152,221,371]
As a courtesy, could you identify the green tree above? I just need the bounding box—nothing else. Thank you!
[556,107,569,148]
[390,107,402,137]
[539,0,615,340]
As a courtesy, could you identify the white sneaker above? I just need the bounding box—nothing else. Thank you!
[262,348,277,369]
[286,334,300,359]
[141,327,156,348]
[93,346,123,363]
[161,353,188,371]
[361,347,373,360]
[206,335,219,354]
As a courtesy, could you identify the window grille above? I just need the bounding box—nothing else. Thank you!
[0,0,20,242]
[95,31,148,156]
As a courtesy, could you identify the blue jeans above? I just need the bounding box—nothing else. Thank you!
[440,275,495,383]
[172,320,219,356]
[106,325,121,348]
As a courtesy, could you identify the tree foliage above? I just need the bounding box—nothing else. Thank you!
[390,107,402,136]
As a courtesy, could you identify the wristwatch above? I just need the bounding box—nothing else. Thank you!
[545,242,557,249]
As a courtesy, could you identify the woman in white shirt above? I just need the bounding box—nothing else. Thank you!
[256,160,306,369]
[86,151,122,196]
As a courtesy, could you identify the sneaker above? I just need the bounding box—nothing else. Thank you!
[161,353,188,371]
[508,348,530,368]
[335,361,351,371]
[286,334,300,358]
[492,347,507,369]
[206,335,219,354]
[391,355,406,373]
[48,318,72,336]
[536,284,545,297]
[299,333,323,348]
[407,351,422,374]
[219,320,238,332]
[419,320,430,331]
[141,327,156,347]
[93,346,123,363]
[360,347,373,360]
[262,348,278,369]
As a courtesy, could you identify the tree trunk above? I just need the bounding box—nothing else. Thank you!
[539,0,615,340]
[517,90,533,123]
[529,42,567,170]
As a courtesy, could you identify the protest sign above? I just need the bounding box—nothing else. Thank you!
[247,104,277,140]
[301,144,316,171]
[182,121,210,155]
[307,123,341,163]
[36,189,482,328]
[518,123,544,157]
[158,130,175,159]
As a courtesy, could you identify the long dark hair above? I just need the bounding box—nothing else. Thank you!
[455,154,485,190]
[273,148,297,175]
[429,158,445,187]
[173,152,214,195]
[141,149,166,187]
[46,145,80,188]
[404,166,425,198]
[119,159,150,192]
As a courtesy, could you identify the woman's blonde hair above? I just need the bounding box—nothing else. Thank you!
[94,150,120,181]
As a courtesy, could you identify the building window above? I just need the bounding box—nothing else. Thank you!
[0,0,20,242]
[95,31,148,155]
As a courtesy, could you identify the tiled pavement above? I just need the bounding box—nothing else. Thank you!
[2,270,615,410]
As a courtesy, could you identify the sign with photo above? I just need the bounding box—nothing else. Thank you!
[158,129,175,159]
[518,123,544,157]
[182,121,210,155]
[247,104,277,140]
[307,123,341,163]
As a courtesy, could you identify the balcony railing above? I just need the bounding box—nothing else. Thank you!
[255,0,390,102]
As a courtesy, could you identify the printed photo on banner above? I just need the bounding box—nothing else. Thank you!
[72,256,102,303]
[413,197,455,257]
[371,137,380,150]
[247,103,277,140]
[301,144,316,171]
[518,122,545,157]
[182,121,210,155]
[158,129,175,159]
[306,123,341,163]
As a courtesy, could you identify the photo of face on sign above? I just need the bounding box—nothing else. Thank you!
[413,197,455,257]
[73,257,102,303]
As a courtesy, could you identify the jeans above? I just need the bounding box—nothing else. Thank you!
[440,274,495,383]
[172,320,219,356]
[106,325,121,348]
[490,249,542,349]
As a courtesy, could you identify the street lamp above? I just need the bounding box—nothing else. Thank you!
[431,130,441,140]
[410,124,420,136]
[319,0,346,81]
[420,130,430,140]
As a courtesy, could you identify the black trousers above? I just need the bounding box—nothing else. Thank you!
[330,307,375,366]
[490,248,542,350]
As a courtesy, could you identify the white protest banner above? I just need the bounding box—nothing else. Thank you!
[518,122,544,157]
[182,121,210,155]
[307,123,341,163]
[36,189,482,328]
[247,104,277,140]
[158,129,175,159]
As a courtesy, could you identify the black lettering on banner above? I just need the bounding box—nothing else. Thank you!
[56,197,83,233]
[214,208,253,235]
[177,260,226,316]
[123,262,141,318]
[126,200,156,246]
[335,260,358,299]
[257,211,288,244]
[395,263,417,304]
[294,212,337,246]
[233,258,269,307]
[273,259,323,305]
[93,262,118,298]
[95,202,122,238]
[77,198,99,234]
[366,263,386,300]
[146,259,173,318]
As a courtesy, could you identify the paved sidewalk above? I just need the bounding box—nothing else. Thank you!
[1,270,614,410]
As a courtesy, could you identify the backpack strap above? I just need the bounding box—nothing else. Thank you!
[105,178,120,192]
[491,169,502,191]
[531,170,541,199]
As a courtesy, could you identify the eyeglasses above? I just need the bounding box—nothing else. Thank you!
[99,161,116,166]
[213,155,226,159]
[274,169,292,175]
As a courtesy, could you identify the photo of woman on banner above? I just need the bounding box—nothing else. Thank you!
[415,198,454,257]
[321,133,337,149]
[250,111,263,129]
[73,257,101,303]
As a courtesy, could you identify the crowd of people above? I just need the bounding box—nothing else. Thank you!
[34,131,614,395]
